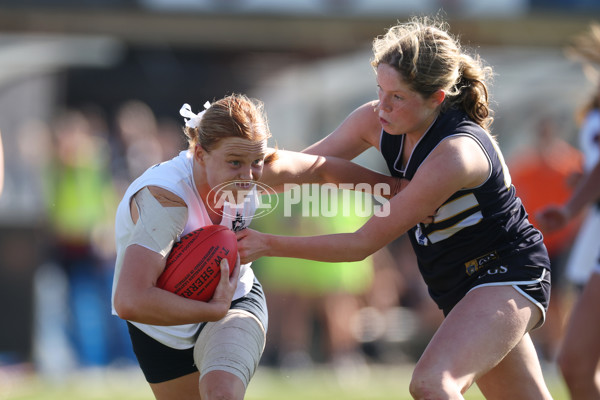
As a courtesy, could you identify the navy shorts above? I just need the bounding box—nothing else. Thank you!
[441,263,551,329]
[128,280,267,384]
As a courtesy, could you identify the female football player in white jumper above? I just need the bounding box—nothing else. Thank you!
[111,93,396,400]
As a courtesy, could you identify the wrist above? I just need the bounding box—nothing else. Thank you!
[205,299,229,321]
[264,233,276,257]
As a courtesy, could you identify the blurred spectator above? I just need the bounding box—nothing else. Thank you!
[111,100,164,194]
[12,118,73,376]
[157,116,188,160]
[39,108,121,369]
[509,115,583,360]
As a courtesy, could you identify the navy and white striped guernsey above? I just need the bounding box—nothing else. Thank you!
[380,108,551,312]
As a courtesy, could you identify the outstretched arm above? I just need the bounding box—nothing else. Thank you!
[565,159,600,216]
[261,101,402,196]
[260,149,398,197]
[236,186,417,263]
[537,156,600,232]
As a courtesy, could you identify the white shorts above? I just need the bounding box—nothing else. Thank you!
[594,255,600,275]
[566,207,600,285]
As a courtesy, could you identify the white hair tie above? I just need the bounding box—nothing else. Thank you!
[179,101,211,129]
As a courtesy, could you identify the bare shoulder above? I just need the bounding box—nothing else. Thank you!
[439,134,485,152]
[434,135,490,188]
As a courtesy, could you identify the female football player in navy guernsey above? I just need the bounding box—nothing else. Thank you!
[111,94,397,400]
[237,17,553,399]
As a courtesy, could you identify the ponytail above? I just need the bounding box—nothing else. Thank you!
[445,54,494,130]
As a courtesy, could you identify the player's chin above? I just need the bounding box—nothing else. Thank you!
[383,124,403,136]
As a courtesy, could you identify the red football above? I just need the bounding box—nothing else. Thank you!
[157,225,237,302]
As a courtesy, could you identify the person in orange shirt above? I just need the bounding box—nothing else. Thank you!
[510,117,583,258]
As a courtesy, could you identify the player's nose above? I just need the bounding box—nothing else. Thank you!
[238,167,253,181]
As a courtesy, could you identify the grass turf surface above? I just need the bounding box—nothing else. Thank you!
[1,363,569,400]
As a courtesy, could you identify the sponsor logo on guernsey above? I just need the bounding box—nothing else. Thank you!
[465,250,500,276]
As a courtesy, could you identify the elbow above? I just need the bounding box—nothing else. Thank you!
[114,292,138,321]
[313,155,330,183]
[354,249,373,262]
[346,244,377,262]
[356,252,370,262]
[348,233,383,262]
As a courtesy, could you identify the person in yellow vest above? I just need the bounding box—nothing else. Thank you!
[44,109,119,366]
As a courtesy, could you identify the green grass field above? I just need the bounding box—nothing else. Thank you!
[1,363,569,400]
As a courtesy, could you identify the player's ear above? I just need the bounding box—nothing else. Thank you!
[428,89,445,108]
[194,144,207,165]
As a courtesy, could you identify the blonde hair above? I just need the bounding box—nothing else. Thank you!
[566,22,600,125]
[371,16,494,130]
[183,93,272,151]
